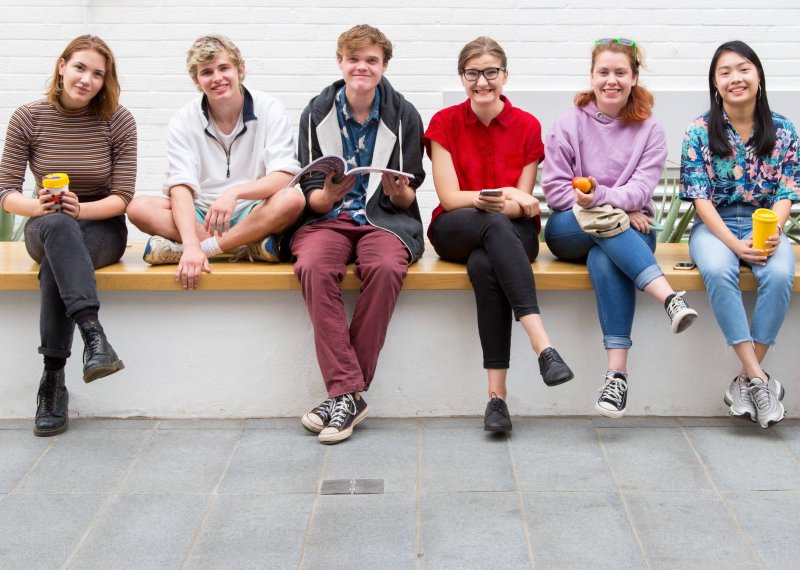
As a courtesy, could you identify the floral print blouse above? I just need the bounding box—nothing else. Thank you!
[680,111,800,208]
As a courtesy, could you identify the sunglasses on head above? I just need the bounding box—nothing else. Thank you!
[595,37,637,58]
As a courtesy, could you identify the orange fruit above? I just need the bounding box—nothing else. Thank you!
[572,177,592,193]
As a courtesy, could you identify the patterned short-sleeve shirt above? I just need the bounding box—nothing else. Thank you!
[316,86,380,226]
[679,110,800,208]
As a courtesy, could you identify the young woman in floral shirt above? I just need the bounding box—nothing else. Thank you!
[681,40,800,428]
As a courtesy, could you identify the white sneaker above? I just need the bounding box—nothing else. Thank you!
[750,378,786,429]
[143,236,183,265]
[229,235,280,263]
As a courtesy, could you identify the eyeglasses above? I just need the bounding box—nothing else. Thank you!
[461,67,506,82]
[595,37,637,58]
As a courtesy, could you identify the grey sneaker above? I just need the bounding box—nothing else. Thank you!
[724,374,784,422]
[301,397,335,433]
[143,235,183,265]
[724,374,756,421]
[666,291,698,333]
[230,235,280,263]
[750,377,786,429]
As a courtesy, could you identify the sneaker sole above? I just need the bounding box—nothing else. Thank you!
[83,360,125,384]
[300,414,325,434]
[318,407,369,444]
[759,403,787,429]
[672,311,698,334]
[595,402,625,419]
[723,391,757,422]
[34,419,69,437]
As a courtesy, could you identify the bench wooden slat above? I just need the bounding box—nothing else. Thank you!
[0,241,789,292]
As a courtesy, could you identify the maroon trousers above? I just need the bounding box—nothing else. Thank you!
[291,213,409,397]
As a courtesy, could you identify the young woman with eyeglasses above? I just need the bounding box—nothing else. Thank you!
[680,41,799,428]
[0,36,136,436]
[541,38,697,418]
[424,37,574,434]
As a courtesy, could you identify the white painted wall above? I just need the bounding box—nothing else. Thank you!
[2,0,800,228]
[1,289,798,419]
[2,3,800,419]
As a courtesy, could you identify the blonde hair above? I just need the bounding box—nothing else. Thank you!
[186,35,245,87]
[337,24,393,63]
[47,35,120,118]
[457,37,507,74]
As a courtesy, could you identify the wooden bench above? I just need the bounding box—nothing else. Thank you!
[0,241,794,292]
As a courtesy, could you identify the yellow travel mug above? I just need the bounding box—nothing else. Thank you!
[751,208,779,255]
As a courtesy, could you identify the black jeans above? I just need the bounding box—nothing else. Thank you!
[24,214,127,359]
[430,209,540,369]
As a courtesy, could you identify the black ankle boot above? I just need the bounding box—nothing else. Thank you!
[34,369,68,437]
[78,319,125,383]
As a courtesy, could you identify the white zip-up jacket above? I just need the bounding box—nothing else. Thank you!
[164,87,301,218]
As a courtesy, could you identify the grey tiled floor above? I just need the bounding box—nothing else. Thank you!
[2,417,800,569]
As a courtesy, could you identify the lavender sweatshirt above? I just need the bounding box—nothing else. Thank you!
[541,101,667,216]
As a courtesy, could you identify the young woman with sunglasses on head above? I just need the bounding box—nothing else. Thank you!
[425,37,574,434]
[0,36,136,436]
[680,41,799,428]
[542,38,697,418]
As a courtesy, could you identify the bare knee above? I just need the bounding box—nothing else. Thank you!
[126,196,170,233]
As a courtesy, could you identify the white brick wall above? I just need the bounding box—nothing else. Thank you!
[2,1,799,236]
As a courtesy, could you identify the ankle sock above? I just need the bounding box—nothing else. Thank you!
[607,369,627,379]
[664,293,676,310]
[44,356,66,372]
[73,308,99,327]
[200,237,222,256]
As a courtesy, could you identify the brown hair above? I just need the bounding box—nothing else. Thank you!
[457,36,507,74]
[186,35,245,88]
[47,35,120,118]
[336,24,393,63]
[574,41,653,123]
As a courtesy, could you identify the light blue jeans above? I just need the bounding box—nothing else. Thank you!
[689,203,795,346]
[545,209,664,349]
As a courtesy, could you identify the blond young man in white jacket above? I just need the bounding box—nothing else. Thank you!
[127,35,303,289]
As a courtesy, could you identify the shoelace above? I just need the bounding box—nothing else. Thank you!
[313,398,336,422]
[736,375,751,401]
[539,349,561,367]
[598,376,628,406]
[666,291,689,320]
[328,394,357,429]
[749,382,775,411]
[36,384,58,413]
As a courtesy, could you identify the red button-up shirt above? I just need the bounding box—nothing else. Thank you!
[423,95,545,235]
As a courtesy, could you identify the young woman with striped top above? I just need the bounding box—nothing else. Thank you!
[0,35,137,436]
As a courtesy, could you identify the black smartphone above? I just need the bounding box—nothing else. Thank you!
[673,262,697,270]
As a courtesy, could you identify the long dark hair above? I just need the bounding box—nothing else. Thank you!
[707,40,775,157]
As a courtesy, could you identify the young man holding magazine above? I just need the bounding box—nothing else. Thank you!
[292,24,426,444]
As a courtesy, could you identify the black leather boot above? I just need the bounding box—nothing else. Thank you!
[34,369,68,437]
[78,319,125,383]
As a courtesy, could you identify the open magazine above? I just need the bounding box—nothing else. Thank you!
[289,155,415,187]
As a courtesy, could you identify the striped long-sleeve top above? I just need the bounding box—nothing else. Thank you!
[0,99,137,210]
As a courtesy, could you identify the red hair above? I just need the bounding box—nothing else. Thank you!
[574,41,653,123]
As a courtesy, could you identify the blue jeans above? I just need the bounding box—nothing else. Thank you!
[25,213,127,359]
[544,209,663,349]
[689,203,794,346]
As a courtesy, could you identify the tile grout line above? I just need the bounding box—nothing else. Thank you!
[6,433,58,497]
[179,424,247,569]
[60,419,163,570]
[592,424,652,570]
[295,441,330,570]
[773,426,800,466]
[413,419,422,570]
[677,424,767,570]
[507,434,535,570]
